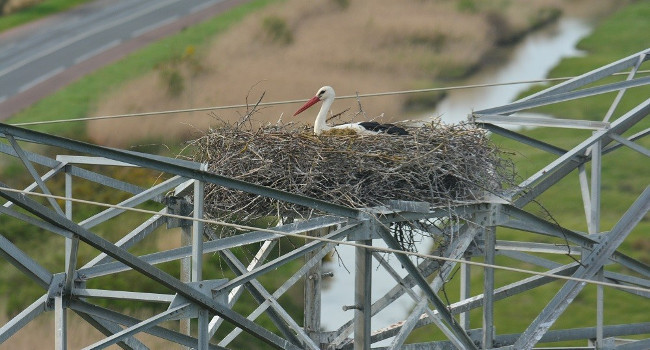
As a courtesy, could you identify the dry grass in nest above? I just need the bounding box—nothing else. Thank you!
[190,117,515,233]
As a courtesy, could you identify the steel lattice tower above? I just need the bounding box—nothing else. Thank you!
[0,49,648,349]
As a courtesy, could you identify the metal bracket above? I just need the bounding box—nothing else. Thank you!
[347,218,387,241]
[163,195,192,228]
[46,273,66,311]
[167,279,229,320]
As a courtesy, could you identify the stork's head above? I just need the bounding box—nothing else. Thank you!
[293,86,335,116]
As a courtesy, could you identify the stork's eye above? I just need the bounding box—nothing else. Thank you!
[318,90,325,96]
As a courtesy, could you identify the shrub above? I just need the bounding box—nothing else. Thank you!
[261,15,293,45]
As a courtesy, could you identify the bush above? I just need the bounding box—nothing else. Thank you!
[261,15,293,45]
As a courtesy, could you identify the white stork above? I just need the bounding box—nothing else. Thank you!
[293,86,409,136]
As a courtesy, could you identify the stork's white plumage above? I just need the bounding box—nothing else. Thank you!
[293,86,408,136]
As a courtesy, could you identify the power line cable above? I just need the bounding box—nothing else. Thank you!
[1,186,648,295]
[11,70,650,127]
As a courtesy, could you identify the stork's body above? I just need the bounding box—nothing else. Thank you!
[293,86,408,136]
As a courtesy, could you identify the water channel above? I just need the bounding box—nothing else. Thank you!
[319,17,593,336]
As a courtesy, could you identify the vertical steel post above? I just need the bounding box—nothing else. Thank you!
[192,179,204,282]
[193,179,207,350]
[589,138,602,234]
[482,227,496,349]
[304,227,328,347]
[57,165,72,350]
[460,257,471,330]
[55,294,66,350]
[596,268,604,347]
[64,166,73,275]
[354,239,372,350]
[180,225,191,348]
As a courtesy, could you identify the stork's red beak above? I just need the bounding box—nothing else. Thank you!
[293,96,320,116]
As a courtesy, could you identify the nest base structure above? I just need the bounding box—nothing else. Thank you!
[192,120,514,230]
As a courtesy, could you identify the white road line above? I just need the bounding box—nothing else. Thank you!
[0,0,181,79]
[131,15,179,38]
[74,39,121,64]
[18,66,65,93]
[190,0,219,14]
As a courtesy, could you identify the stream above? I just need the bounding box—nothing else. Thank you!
[319,17,593,338]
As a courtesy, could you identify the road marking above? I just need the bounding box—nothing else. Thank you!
[190,0,219,14]
[131,15,179,38]
[18,66,65,93]
[0,0,181,79]
[74,39,121,64]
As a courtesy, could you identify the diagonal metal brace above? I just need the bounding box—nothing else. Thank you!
[512,187,650,349]
[373,218,479,350]
[0,181,301,350]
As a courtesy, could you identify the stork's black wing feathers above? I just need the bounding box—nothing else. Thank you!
[358,121,409,135]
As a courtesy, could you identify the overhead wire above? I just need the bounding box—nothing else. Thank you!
[1,186,648,295]
[10,69,650,127]
[3,70,649,294]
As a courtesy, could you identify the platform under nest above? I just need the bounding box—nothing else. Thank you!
[190,118,515,226]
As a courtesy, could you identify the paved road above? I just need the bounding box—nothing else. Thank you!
[0,0,246,120]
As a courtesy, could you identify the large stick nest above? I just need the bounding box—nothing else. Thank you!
[190,118,515,224]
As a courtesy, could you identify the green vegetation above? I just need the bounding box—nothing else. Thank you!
[408,1,650,346]
[261,15,293,45]
[0,0,92,33]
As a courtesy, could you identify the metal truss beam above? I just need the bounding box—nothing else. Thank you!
[500,205,650,278]
[79,216,346,279]
[507,96,650,203]
[475,75,650,116]
[1,49,649,350]
[73,310,148,350]
[476,48,650,115]
[0,295,48,343]
[210,240,276,338]
[214,223,360,294]
[0,234,52,289]
[479,123,568,156]
[512,187,650,349]
[82,210,167,268]
[78,175,186,230]
[0,123,361,219]
[218,241,336,346]
[70,300,226,350]
[220,250,317,349]
[83,304,191,350]
[375,221,479,349]
[0,182,300,350]
[398,322,650,349]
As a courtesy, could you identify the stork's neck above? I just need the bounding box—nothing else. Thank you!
[314,96,333,135]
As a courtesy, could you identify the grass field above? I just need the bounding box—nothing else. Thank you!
[0,0,91,32]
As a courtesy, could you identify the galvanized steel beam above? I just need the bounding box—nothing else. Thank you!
[0,123,362,219]
[0,182,301,350]
[70,300,226,350]
[512,187,650,349]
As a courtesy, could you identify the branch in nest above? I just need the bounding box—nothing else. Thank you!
[326,107,351,123]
